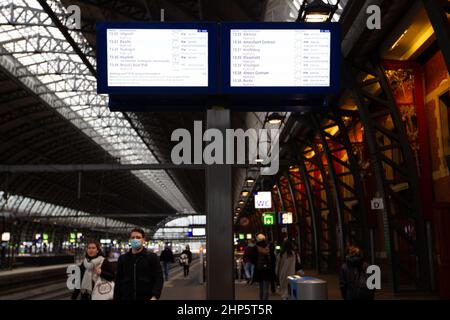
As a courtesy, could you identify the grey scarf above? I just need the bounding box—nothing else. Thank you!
[81,256,104,294]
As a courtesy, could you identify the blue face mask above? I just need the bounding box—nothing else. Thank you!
[130,239,142,250]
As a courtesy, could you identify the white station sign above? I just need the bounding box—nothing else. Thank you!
[254,191,272,209]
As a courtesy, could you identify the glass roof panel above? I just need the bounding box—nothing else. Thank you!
[0,0,195,215]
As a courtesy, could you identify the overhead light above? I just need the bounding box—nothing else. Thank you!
[236,207,241,212]
[390,30,408,51]
[241,190,250,197]
[255,158,264,164]
[296,0,337,23]
[267,113,283,125]
[238,200,245,205]
[245,177,255,184]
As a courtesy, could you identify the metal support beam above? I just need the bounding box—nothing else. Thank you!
[0,163,269,173]
[311,114,346,261]
[346,58,431,292]
[422,0,450,72]
[36,0,97,77]
[297,159,320,273]
[206,108,233,300]
[0,213,200,219]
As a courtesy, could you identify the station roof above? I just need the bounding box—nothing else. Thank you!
[0,0,419,234]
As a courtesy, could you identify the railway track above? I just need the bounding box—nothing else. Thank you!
[0,255,196,300]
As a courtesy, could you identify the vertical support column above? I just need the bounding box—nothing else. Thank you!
[422,0,450,72]
[298,160,320,273]
[206,108,234,300]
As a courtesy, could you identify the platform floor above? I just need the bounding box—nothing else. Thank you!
[0,259,438,300]
[160,262,438,300]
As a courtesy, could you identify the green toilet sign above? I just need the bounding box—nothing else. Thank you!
[262,212,275,226]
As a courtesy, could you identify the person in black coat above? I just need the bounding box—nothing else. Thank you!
[253,234,275,300]
[71,240,115,300]
[180,245,193,277]
[339,245,375,300]
[160,245,175,280]
[114,228,164,300]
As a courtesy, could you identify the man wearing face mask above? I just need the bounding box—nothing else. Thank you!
[113,228,164,300]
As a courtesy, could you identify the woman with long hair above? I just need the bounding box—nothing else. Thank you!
[275,240,296,300]
[71,240,115,300]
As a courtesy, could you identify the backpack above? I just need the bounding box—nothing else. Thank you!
[179,253,188,266]
[256,251,271,271]
[349,265,374,300]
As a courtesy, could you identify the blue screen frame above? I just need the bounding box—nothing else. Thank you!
[220,22,341,95]
[96,22,218,94]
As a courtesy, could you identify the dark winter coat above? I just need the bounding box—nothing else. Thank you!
[339,254,375,300]
[253,241,275,282]
[243,245,258,264]
[160,248,175,263]
[113,248,164,300]
[181,249,192,264]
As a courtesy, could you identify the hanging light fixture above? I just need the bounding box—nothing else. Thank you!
[296,0,339,23]
[245,177,255,184]
[267,112,283,125]
[241,190,250,197]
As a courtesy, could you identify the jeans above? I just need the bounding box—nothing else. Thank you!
[163,262,170,280]
[259,281,269,300]
[183,265,190,277]
[244,263,255,281]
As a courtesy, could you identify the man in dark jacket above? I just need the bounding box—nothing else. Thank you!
[160,245,175,280]
[339,245,375,300]
[114,228,164,300]
[253,234,274,300]
[243,240,258,284]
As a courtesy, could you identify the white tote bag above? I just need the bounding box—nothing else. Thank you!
[91,277,114,300]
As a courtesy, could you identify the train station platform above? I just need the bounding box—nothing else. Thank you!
[0,258,439,300]
[161,260,438,300]
[161,260,280,300]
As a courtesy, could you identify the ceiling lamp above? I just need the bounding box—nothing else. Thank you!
[267,112,283,125]
[245,177,255,184]
[241,190,250,197]
[296,0,338,23]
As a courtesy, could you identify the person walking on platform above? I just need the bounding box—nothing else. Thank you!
[114,228,164,300]
[254,234,274,300]
[71,240,115,300]
[339,245,375,300]
[243,240,257,284]
[276,240,296,300]
[180,245,192,277]
[160,244,175,281]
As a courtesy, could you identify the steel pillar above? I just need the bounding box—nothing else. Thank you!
[205,108,233,300]
[346,59,431,292]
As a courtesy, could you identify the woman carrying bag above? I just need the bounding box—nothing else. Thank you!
[275,240,297,300]
[71,240,115,300]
